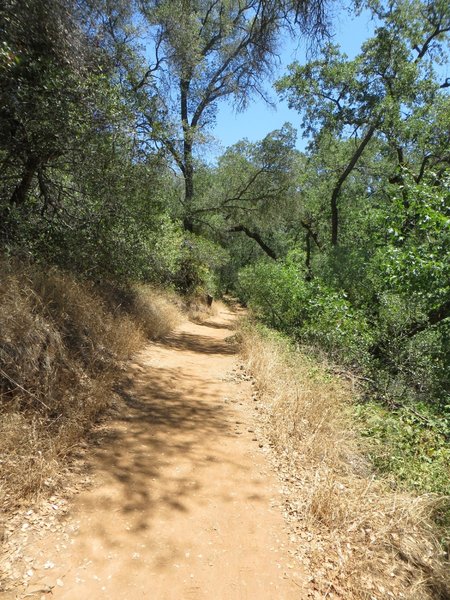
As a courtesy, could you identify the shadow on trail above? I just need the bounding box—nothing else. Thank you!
[79,316,247,544]
[193,319,235,331]
[161,330,236,355]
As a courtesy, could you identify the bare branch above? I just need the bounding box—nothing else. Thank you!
[228,225,277,259]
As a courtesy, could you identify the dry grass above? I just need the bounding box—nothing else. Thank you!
[186,295,222,323]
[0,259,183,514]
[239,323,450,600]
[130,285,182,339]
[96,282,182,340]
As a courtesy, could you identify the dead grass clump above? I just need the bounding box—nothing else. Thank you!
[129,285,182,339]
[187,295,222,323]
[0,259,184,512]
[0,259,144,512]
[96,282,182,340]
[239,324,450,600]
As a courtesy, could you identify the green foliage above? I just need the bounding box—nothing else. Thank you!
[0,0,103,203]
[377,172,450,306]
[0,0,188,285]
[238,251,374,365]
[173,234,228,295]
[355,401,450,525]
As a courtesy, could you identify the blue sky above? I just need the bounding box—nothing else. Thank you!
[208,8,375,159]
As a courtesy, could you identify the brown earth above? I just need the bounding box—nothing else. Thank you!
[2,306,308,599]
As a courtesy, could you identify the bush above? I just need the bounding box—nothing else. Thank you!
[238,251,374,366]
[355,401,450,522]
[172,234,228,295]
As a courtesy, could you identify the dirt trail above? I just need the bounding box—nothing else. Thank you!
[8,307,307,599]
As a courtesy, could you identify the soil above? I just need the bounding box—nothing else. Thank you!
[1,306,308,599]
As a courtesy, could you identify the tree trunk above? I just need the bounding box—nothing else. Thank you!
[228,225,277,260]
[181,78,194,232]
[404,298,450,338]
[10,156,39,206]
[330,124,377,247]
[331,193,339,247]
[183,156,194,232]
[305,231,313,281]
[370,297,450,360]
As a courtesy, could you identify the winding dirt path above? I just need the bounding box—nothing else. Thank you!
[10,307,307,599]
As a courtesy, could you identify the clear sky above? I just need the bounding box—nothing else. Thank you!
[208,7,375,160]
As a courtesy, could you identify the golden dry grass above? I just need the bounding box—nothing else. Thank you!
[130,285,182,339]
[95,281,183,340]
[0,259,183,514]
[186,296,223,323]
[239,323,450,600]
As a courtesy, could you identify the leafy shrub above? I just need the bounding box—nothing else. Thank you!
[355,401,450,530]
[173,234,228,295]
[238,251,374,366]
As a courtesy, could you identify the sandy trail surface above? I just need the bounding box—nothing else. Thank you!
[6,307,307,599]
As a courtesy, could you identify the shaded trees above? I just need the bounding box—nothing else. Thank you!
[226,0,450,410]
[1,0,98,217]
[0,0,182,281]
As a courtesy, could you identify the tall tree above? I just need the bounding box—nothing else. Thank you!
[202,124,298,257]
[276,0,450,246]
[99,0,329,232]
[0,0,105,237]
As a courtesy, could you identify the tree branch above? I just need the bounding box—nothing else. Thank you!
[300,219,322,249]
[404,297,450,339]
[330,124,377,245]
[228,225,277,259]
[414,24,450,62]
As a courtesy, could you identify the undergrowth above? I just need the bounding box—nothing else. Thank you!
[0,258,182,514]
[186,295,221,323]
[239,320,450,600]
[355,402,450,528]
